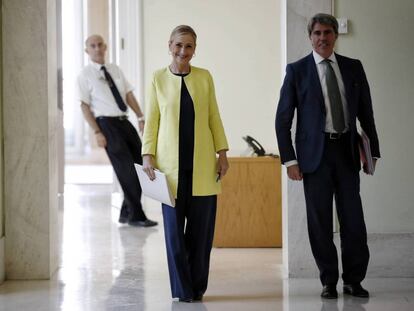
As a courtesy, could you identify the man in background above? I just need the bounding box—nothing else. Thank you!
[77,34,157,227]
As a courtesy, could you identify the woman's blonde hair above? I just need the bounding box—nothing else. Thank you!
[169,25,197,44]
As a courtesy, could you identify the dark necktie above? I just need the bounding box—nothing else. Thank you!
[323,59,345,133]
[101,66,127,112]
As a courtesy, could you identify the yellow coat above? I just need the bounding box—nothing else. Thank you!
[142,66,229,198]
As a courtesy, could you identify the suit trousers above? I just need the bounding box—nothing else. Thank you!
[162,169,217,299]
[302,134,369,286]
[96,117,146,221]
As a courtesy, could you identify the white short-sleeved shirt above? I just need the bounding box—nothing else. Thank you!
[76,61,134,117]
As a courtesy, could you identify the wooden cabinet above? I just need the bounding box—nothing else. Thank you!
[213,157,282,247]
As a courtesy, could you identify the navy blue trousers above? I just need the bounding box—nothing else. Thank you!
[303,134,369,286]
[96,117,146,221]
[162,170,217,299]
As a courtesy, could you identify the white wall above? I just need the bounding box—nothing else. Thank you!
[336,0,414,233]
[143,0,282,155]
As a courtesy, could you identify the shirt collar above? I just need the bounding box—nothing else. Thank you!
[312,50,337,64]
[90,60,107,71]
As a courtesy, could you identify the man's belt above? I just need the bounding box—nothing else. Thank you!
[97,115,128,121]
[324,132,348,140]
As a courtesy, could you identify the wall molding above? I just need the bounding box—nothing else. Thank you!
[368,233,414,277]
[288,232,414,278]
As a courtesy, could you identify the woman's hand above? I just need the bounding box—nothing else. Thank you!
[143,155,156,180]
[217,150,229,180]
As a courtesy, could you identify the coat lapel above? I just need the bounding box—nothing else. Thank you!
[306,53,325,113]
[335,53,355,113]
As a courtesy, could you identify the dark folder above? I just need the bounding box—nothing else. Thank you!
[358,130,375,175]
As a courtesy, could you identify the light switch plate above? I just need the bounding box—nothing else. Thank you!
[337,18,348,34]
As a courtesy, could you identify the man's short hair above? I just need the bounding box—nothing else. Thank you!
[307,13,338,36]
[85,34,105,47]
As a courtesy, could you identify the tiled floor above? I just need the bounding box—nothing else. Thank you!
[0,184,413,310]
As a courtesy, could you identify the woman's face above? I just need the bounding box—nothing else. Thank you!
[169,33,196,67]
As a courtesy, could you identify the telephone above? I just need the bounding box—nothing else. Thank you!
[242,135,279,158]
[242,135,266,156]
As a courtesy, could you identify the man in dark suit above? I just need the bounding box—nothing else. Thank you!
[275,13,380,299]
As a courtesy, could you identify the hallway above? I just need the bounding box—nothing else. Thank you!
[0,184,413,310]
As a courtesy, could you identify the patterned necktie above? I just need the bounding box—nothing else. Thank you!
[323,59,345,133]
[101,66,127,112]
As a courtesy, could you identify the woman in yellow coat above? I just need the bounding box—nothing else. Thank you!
[142,25,229,302]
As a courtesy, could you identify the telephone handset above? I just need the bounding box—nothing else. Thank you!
[242,135,266,156]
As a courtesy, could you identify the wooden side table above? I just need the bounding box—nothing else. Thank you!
[213,157,282,247]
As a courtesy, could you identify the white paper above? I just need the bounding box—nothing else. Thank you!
[134,164,175,207]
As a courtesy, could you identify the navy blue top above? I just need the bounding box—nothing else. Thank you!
[175,73,195,170]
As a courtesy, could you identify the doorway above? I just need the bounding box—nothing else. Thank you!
[62,0,142,188]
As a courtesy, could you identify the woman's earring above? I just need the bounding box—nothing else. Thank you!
[192,53,196,58]
[168,50,172,55]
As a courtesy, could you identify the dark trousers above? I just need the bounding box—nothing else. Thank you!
[303,134,369,286]
[162,170,217,299]
[96,117,146,221]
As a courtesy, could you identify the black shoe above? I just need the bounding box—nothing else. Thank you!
[178,297,193,303]
[128,219,158,227]
[343,283,369,298]
[193,295,203,301]
[321,285,338,299]
[118,216,129,224]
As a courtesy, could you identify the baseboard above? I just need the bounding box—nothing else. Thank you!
[367,232,414,277]
[288,232,414,278]
[0,236,5,283]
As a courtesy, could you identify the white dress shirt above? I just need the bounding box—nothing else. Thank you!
[285,51,350,168]
[313,51,350,133]
[76,61,133,117]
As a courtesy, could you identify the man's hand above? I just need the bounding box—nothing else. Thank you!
[96,132,107,148]
[287,164,303,181]
[363,158,377,174]
[138,120,145,134]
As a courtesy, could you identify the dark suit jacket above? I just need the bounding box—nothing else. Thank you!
[276,52,380,173]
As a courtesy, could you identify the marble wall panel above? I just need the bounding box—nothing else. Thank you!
[286,0,332,62]
[4,136,51,278]
[283,1,414,278]
[283,0,332,278]
[3,0,59,279]
[48,121,59,275]
[0,238,4,283]
[285,181,319,278]
[367,233,414,278]
[3,3,48,138]
[47,0,60,275]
